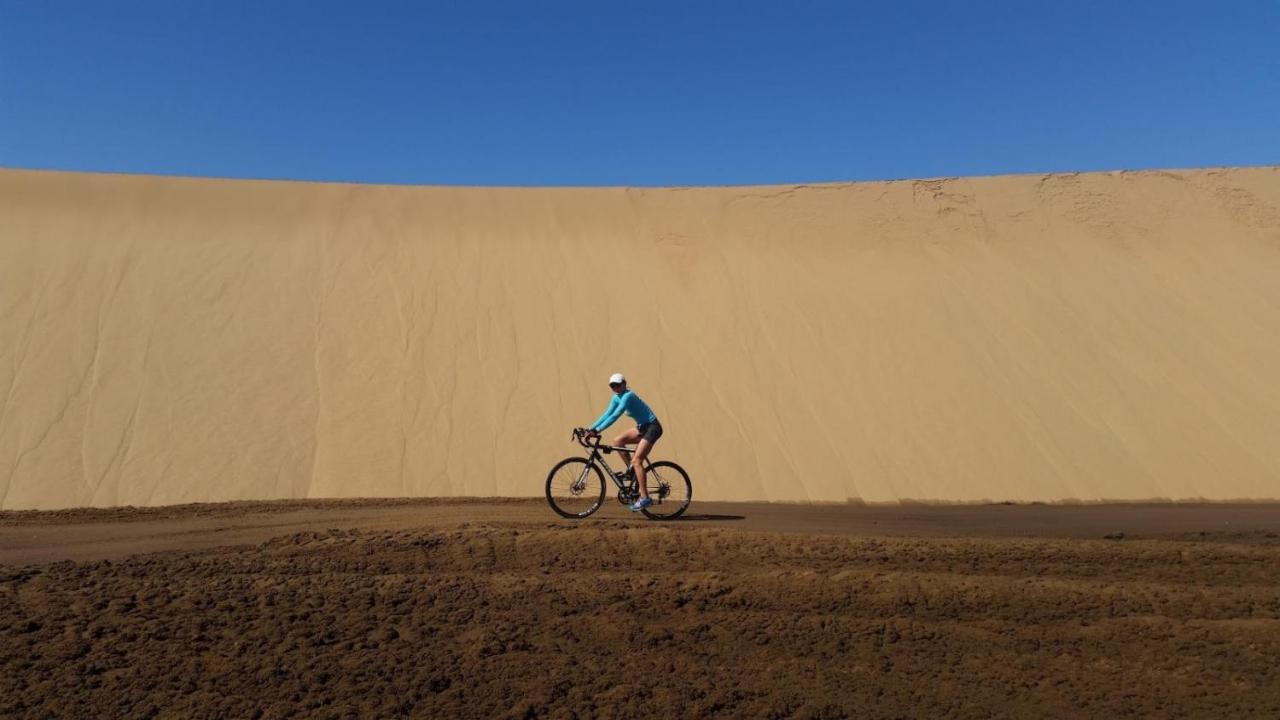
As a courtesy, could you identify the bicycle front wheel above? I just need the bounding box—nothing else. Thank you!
[640,460,692,520]
[545,457,607,519]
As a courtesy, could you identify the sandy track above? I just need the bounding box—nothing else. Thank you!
[3,503,1279,718]
[5,499,1280,565]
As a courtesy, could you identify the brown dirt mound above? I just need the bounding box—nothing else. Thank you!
[4,523,1279,718]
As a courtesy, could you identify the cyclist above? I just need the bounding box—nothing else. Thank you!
[583,373,663,511]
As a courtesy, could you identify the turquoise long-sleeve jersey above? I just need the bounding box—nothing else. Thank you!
[589,390,658,431]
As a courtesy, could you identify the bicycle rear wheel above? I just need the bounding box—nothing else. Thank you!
[640,460,692,520]
[546,457,606,519]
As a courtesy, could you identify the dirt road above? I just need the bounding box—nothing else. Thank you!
[4,500,1280,718]
[5,498,1280,565]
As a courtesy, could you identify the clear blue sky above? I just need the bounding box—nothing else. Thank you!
[2,1,1277,186]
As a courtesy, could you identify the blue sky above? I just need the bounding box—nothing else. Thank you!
[2,1,1277,186]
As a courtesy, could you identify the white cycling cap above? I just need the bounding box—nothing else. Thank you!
[608,373,626,385]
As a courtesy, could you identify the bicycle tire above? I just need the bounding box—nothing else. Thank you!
[545,457,607,519]
[640,460,692,520]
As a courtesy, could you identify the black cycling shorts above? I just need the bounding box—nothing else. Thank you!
[637,420,664,443]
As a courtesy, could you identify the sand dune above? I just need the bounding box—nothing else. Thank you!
[1,166,1278,509]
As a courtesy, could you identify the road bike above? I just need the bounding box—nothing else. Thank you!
[545,428,692,520]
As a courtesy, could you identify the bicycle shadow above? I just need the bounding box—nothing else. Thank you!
[668,513,745,522]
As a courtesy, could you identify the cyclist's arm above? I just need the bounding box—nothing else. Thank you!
[589,394,619,429]
[589,393,626,432]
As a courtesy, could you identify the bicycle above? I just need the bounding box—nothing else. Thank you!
[545,428,693,520]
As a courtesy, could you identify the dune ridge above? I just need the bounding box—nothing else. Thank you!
[1,166,1278,510]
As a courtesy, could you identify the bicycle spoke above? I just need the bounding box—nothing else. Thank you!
[639,461,691,519]
[546,459,604,518]
[571,465,590,493]
[646,466,668,502]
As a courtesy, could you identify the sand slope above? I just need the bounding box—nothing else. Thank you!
[1,167,1278,509]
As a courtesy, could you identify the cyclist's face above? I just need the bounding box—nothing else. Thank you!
[609,382,625,394]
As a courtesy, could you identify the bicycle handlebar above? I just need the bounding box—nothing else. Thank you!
[571,427,609,452]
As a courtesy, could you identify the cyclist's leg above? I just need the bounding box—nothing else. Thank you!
[613,427,641,466]
[632,437,655,499]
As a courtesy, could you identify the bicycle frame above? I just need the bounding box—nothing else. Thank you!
[571,430,657,494]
